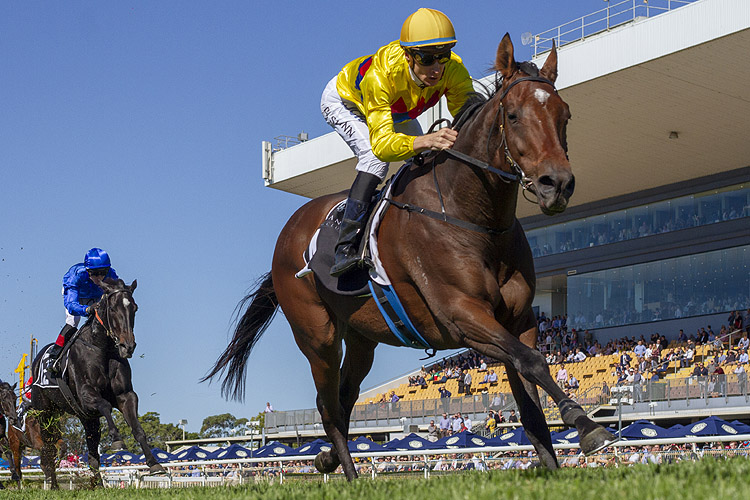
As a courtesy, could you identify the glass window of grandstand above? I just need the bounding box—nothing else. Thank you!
[567,246,749,330]
[526,183,749,257]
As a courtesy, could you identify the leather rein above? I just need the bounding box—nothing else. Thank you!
[386,75,557,235]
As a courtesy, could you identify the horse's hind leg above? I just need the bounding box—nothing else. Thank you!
[116,391,165,474]
[339,332,378,431]
[38,419,60,489]
[290,318,358,480]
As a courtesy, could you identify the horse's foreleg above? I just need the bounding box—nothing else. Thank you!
[116,392,165,474]
[506,327,559,469]
[450,297,615,456]
[89,398,124,450]
[82,418,104,488]
[6,429,21,485]
[505,366,558,469]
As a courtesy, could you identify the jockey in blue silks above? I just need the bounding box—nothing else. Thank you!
[49,248,119,374]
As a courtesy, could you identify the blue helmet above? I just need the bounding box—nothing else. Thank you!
[84,248,111,270]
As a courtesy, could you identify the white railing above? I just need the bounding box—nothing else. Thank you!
[532,0,698,57]
[3,434,750,488]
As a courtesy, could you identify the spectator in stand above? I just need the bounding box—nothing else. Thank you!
[463,370,472,394]
[508,409,519,423]
[427,420,439,442]
[464,415,472,432]
[488,369,498,383]
[739,349,749,365]
[439,386,451,398]
[495,410,505,425]
[633,340,647,358]
[678,329,688,343]
[264,402,274,413]
[620,351,632,369]
[681,345,694,368]
[452,413,464,433]
[485,411,497,433]
[439,413,451,438]
[556,364,568,389]
[478,358,487,371]
[574,348,586,363]
[692,362,708,377]
[567,375,579,391]
[734,363,747,393]
[389,391,399,403]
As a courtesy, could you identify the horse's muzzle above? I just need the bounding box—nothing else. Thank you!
[536,171,575,215]
[118,342,136,359]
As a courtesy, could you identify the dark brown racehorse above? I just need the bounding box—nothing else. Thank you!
[0,381,66,488]
[30,279,165,488]
[205,34,615,480]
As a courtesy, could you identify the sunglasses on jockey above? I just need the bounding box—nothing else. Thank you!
[408,48,451,66]
[88,268,109,278]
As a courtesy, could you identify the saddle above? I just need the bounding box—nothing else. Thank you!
[33,340,90,418]
[296,163,435,354]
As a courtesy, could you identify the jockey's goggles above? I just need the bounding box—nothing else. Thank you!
[88,268,108,277]
[409,49,451,66]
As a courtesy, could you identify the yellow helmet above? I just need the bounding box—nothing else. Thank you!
[399,8,456,49]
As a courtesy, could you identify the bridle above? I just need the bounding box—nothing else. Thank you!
[93,288,134,346]
[457,74,559,201]
[386,74,560,234]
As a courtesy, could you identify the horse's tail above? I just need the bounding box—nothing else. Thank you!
[201,271,278,402]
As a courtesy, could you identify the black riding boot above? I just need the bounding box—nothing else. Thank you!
[330,172,381,277]
[50,324,77,375]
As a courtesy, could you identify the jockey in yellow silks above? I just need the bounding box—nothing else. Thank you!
[321,8,475,277]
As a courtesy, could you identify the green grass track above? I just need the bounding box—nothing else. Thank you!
[4,459,750,500]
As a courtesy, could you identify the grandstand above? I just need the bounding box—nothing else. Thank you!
[260,0,749,444]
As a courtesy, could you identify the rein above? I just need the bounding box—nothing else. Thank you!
[385,75,557,235]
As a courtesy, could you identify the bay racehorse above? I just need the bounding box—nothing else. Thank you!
[30,279,165,488]
[0,382,21,487]
[205,34,615,480]
[0,381,66,488]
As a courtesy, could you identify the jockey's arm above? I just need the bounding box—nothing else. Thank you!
[63,285,89,317]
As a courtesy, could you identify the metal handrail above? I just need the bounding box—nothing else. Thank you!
[532,0,698,57]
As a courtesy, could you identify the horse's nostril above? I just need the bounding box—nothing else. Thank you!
[564,175,576,197]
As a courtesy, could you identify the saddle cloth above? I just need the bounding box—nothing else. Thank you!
[295,178,395,296]
[32,344,66,390]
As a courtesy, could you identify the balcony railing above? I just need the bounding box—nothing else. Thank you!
[532,0,698,57]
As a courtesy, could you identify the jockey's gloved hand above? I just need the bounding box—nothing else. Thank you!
[85,306,94,315]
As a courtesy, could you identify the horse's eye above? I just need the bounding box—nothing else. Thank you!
[507,113,518,122]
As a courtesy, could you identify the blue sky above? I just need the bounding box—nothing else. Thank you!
[0,1,601,432]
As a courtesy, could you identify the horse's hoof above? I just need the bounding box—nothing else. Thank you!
[148,463,167,475]
[314,451,340,474]
[111,440,125,451]
[580,426,617,456]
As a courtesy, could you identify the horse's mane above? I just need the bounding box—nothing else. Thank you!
[451,61,544,133]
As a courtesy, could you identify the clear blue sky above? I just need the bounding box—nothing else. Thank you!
[1,1,600,432]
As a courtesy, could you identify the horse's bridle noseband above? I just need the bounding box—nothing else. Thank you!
[93,288,134,345]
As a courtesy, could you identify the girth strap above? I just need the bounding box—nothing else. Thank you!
[368,281,434,354]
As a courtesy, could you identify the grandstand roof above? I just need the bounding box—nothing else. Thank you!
[264,0,750,219]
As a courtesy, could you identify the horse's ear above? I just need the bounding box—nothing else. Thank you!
[12,382,17,391]
[540,39,558,84]
[129,279,137,292]
[494,33,517,79]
